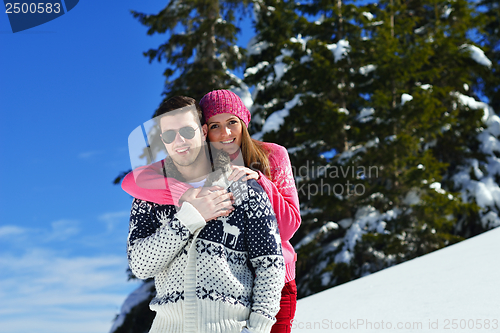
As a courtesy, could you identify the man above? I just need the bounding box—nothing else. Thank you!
[126,96,285,333]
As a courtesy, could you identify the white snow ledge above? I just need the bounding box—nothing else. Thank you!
[293,227,500,332]
[461,44,492,68]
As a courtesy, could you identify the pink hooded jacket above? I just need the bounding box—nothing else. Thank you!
[122,142,301,282]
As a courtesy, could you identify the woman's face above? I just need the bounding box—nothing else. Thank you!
[207,113,243,154]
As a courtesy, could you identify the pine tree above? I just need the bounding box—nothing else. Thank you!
[246,0,499,298]
[476,0,499,111]
[132,0,250,100]
[245,0,373,294]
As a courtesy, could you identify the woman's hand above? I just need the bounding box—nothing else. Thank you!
[180,186,234,221]
[228,165,259,182]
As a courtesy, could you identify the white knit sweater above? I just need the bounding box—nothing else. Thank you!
[127,178,285,333]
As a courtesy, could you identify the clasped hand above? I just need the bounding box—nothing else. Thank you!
[180,165,259,221]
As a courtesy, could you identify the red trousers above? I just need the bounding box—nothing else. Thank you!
[270,280,297,333]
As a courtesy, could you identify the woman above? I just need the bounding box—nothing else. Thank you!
[122,90,301,333]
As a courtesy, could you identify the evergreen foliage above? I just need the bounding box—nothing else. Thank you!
[131,0,251,100]
[476,0,499,111]
[244,0,499,298]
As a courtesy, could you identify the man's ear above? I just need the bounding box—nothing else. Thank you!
[201,124,208,141]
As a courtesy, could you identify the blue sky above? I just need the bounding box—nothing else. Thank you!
[0,2,252,332]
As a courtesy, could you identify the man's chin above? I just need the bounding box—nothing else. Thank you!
[171,156,195,167]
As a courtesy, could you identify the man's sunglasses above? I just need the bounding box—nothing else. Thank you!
[161,126,199,144]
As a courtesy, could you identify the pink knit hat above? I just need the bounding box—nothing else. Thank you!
[200,90,251,127]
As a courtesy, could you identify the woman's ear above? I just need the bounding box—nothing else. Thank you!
[201,124,208,141]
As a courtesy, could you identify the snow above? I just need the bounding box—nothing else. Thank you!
[326,39,350,63]
[429,182,446,195]
[362,12,374,20]
[478,130,500,154]
[452,91,493,122]
[403,189,421,205]
[252,94,303,140]
[314,14,325,25]
[271,49,294,82]
[300,207,323,216]
[385,134,396,142]
[449,95,500,229]
[109,280,155,333]
[247,37,270,56]
[481,211,500,228]
[356,107,375,123]
[252,0,263,21]
[486,115,500,137]
[288,140,323,155]
[293,227,500,332]
[337,145,367,165]
[334,206,399,264]
[273,62,289,81]
[231,84,253,111]
[474,177,500,209]
[226,70,254,111]
[359,64,376,76]
[414,26,425,34]
[461,44,492,68]
[295,222,339,250]
[291,35,312,63]
[290,34,311,51]
[295,228,322,250]
[401,93,413,105]
[338,218,354,229]
[365,137,379,148]
[442,5,452,18]
[244,61,269,77]
[300,54,312,64]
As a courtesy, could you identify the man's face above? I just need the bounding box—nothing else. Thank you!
[159,111,208,167]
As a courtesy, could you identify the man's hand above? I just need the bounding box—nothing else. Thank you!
[228,165,259,182]
[180,186,234,221]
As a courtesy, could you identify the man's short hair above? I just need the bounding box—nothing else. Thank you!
[154,96,205,125]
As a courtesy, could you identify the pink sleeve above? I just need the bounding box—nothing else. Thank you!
[257,144,301,242]
[121,161,191,206]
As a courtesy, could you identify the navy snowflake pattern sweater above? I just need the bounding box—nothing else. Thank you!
[127,177,285,333]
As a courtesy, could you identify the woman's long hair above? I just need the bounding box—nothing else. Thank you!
[239,119,272,180]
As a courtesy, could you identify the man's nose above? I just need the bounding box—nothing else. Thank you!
[174,131,186,144]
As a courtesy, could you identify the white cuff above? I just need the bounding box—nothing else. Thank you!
[175,202,206,234]
[246,312,275,333]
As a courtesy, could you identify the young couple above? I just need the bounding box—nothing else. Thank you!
[123,90,301,333]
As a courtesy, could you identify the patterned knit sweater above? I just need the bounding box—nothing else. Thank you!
[122,142,300,283]
[127,153,285,333]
